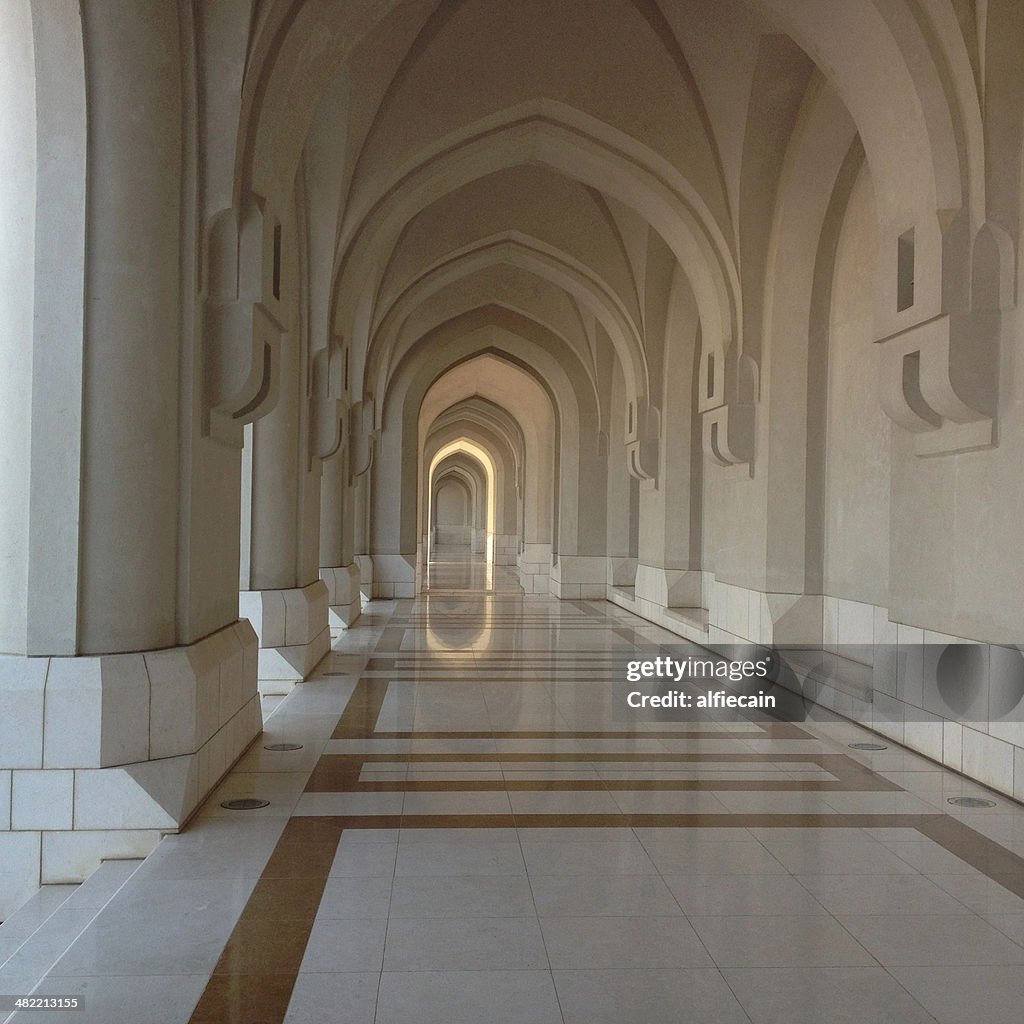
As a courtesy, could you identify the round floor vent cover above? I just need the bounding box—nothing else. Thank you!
[947,796,997,809]
[220,798,270,810]
[264,743,304,751]
[848,742,888,750]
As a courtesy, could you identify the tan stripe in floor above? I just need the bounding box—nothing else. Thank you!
[187,818,343,1024]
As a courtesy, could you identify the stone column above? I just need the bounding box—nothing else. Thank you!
[0,1,260,918]
[320,448,362,627]
[632,272,705,628]
[239,227,330,691]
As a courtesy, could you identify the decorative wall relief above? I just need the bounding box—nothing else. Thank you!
[700,347,757,472]
[876,215,1014,456]
[309,336,348,470]
[202,197,285,445]
[625,397,660,484]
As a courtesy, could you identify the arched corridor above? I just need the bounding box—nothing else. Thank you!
[2,1,1024,1021]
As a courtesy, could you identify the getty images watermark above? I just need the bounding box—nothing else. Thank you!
[615,642,1024,723]
[620,652,777,714]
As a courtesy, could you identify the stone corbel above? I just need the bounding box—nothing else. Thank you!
[625,397,660,485]
[309,336,348,470]
[700,348,757,472]
[202,198,286,446]
[876,221,1011,457]
[349,398,378,481]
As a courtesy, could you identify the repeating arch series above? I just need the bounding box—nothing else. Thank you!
[2,0,1024,914]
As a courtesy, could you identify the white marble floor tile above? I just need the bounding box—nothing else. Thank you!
[384,916,548,970]
[316,876,391,919]
[402,791,512,815]
[539,915,713,969]
[663,874,827,916]
[837,914,1024,966]
[388,875,535,918]
[394,841,526,877]
[284,972,379,1024]
[50,879,255,977]
[328,842,397,879]
[300,917,387,972]
[553,968,750,1024]
[795,873,969,915]
[724,967,936,1024]
[520,839,656,876]
[374,970,562,1024]
[528,874,679,916]
[691,915,875,968]
[890,965,1024,1024]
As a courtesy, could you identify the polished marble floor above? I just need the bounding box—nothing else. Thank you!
[5,558,1024,1023]
[422,544,522,592]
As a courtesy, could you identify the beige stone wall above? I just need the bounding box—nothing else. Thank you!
[823,168,890,607]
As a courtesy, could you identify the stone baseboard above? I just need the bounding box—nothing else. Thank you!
[701,579,1024,801]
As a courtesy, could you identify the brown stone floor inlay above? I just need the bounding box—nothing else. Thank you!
[917,815,1024,900]
[178,589,1024,1024]
[332,677,389,738]
[187,819,343,1024]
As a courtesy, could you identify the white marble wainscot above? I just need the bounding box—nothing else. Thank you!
[687,579,1024,801]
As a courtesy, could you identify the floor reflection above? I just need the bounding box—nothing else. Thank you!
[423,545,520,593]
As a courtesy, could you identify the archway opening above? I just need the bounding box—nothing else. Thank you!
[424,439,505,592]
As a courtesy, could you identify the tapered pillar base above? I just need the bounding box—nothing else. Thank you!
[0,620,261,917]
[239,580,330,694]
[321,563,363,628]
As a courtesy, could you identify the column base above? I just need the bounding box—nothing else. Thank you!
[355,554,373,598]
[608,564,709,642]
[636,565,702,606]
[517,543,552,595]
[607,556,638,588]
[320,563,362,628]
[0,620,261,918]
[239,580,330,694]
[370,553,416,599]
[549,555,606,600]
[493,534,518,566]
[706,577,823,647]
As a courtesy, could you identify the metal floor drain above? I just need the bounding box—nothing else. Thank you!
[947,796,997,809]
[264,743,304,751]
[849,742,888,750]
[220,798,270,810]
